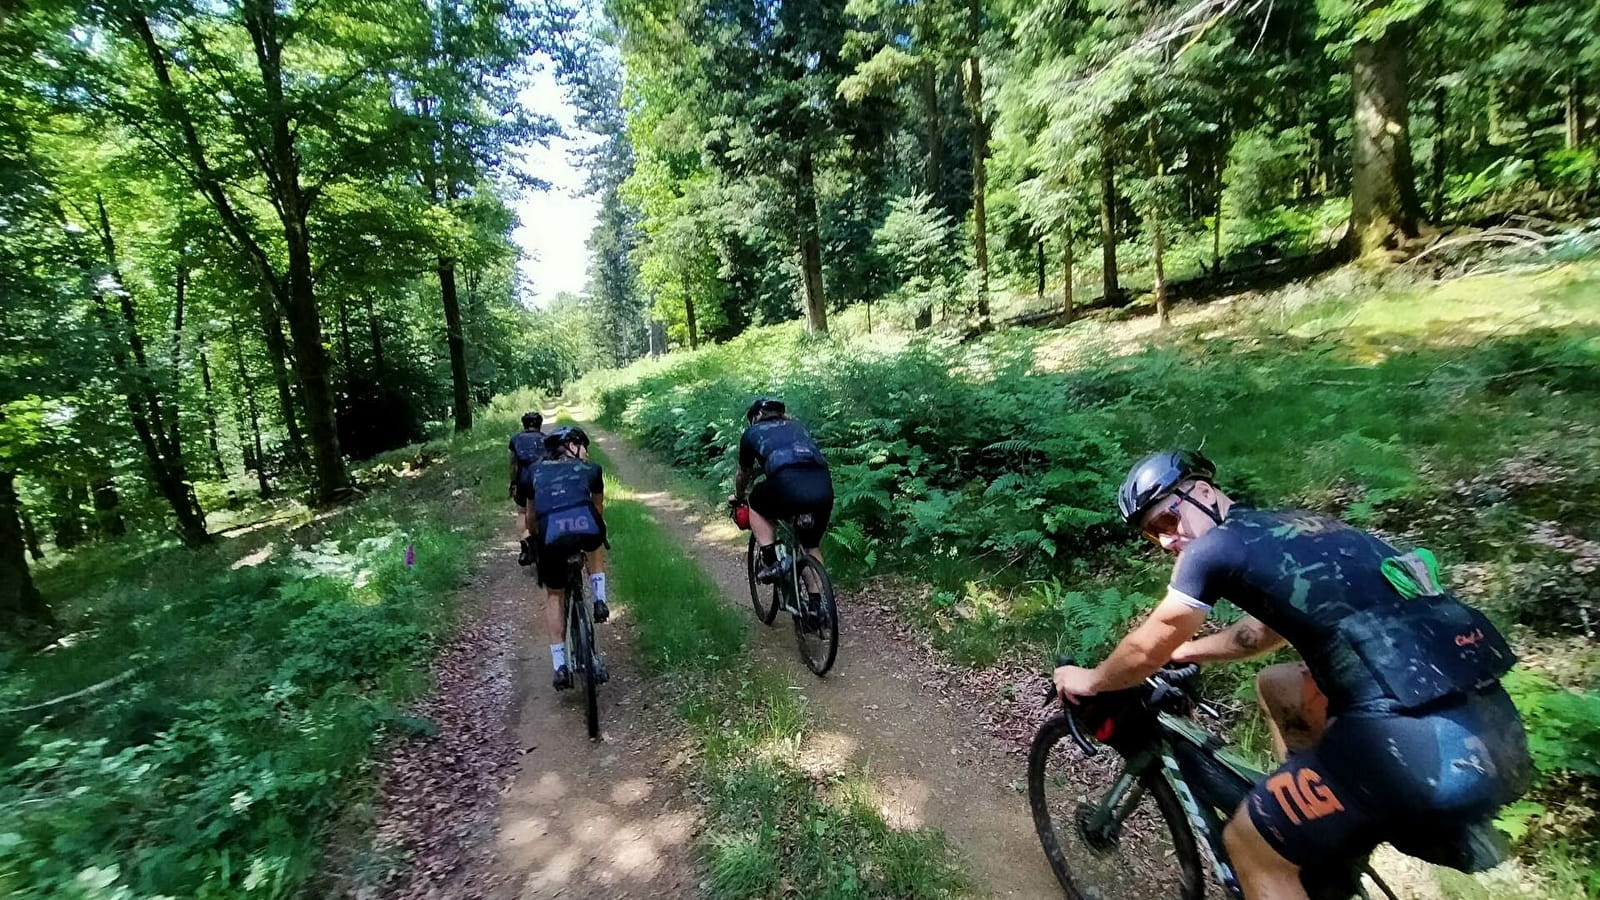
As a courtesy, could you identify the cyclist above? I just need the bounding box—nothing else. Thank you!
[1053,450,1531,900]
[508,411,546,566]
[532,426,609,690]
[729,398,834,590]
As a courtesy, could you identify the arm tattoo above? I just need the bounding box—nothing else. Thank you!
[1231,620,1269,651]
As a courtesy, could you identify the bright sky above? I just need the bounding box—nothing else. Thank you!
[511,62,600,308]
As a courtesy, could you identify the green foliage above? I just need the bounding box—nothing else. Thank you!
[1504,671,1600,780]
[0,401,523,897]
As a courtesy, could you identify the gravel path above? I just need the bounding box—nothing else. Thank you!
[584,421,1064,899]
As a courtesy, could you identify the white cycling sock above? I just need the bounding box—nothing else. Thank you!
[550,643,566,670]
[590,572,607,604]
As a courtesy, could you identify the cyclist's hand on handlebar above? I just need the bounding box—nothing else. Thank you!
[1053,664,1099,705]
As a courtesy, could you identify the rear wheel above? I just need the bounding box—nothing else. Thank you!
[568,568,600,740]
[793,553,838,676]
[1028,716,1203,899]
[747,535,778,625]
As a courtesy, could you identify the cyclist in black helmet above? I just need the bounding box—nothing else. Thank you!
[729,398,834,586]
[531,426,609,690]
[509,411,546,566]
[1053,450,1531,900]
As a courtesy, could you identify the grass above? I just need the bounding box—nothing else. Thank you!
[0,391,542,899]
[583,433,972,899]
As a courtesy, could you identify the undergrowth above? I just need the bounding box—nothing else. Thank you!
[588,438,970,899]
[578,260,1600,891]
[0,394,540,898]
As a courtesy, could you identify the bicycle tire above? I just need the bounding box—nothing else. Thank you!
[792,553,839,676]
[1028,716,1203,900]
[747,535,778,625]
[568,569,601,740]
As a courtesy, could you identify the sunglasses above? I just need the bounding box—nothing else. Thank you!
[1141,495,1186,544]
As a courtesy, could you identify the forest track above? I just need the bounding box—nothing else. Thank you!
[581,420,1063,899]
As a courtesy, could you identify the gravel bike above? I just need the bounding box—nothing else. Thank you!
[560,550,606,739]
[735,504,840,676]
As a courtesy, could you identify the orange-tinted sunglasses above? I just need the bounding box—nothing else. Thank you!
[1141,494,1185,544]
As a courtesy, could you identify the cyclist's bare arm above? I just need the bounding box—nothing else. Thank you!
[733,466,750,501]
[1171,615,1285,664]
[1080,594,1209,692]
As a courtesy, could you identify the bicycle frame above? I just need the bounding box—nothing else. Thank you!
[771,519,805,614]
[1051,671,1395,900]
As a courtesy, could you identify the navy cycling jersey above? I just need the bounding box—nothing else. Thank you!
[739,418,827,477]
[1171,508,1513,713]
[532,458,604,516]
[509,430,546,468]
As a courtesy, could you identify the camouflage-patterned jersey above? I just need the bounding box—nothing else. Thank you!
[1170,508,1512,714]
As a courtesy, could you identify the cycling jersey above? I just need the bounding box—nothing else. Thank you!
[1170,508,1513,714]
[510,430,546,468]
[532,459,605,588]
[739,419,828,477]
[1174,508,1532,871]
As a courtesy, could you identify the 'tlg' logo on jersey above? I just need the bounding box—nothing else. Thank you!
[1266,769,1345,824]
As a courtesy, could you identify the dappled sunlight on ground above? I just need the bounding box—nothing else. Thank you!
[230,542,276,570]
[796,729,861,777]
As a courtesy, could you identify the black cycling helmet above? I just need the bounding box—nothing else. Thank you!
[746,397,786,423]
[544,425,591,454]
[521,411,543,429]
[1117,450,1217,525]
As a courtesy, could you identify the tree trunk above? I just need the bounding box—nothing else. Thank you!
[198,335,227,479]
[231,316,273,499]
[1062,230,1075,321]
[922,66,943,205]
[336,291,353,375]
[1430,85,1448,221]
[1150,121,1170,326]
[21,511,44,561]
[1350,23,1423,258]
[1036,239,1045,300]
[1,469,55,647]
[796,147,829,334]
[166,257,186,454]
[91,195,210,547]
[365,293,386,374]
[684,294,699,350]
[963,22,990,325]
[439,255,472,431]
[1567,76,1586,149]
[254,288,309,472]
[1099,146,1121,301]
[92,479,125,538]
[51,481,85,550]
[1151,207,1170,326]
[1212,156,1224,275]
[243,0,349,505]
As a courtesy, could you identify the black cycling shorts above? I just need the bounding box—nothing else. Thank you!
[1245,685,1531,869]
[749,466,834,548]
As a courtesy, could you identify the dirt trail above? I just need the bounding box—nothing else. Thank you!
[489,524,701,899]
[584,422,1063,899]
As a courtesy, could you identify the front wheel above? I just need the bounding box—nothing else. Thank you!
[793,553,838,676]
[1028,715,1203,899]
[747,535,778,625]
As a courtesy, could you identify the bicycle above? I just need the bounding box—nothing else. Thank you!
[560,550,606,739]
[733,503,840,676]
[1026,656,1463,900]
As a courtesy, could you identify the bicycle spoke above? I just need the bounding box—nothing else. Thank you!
[1030,721,1202,900]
